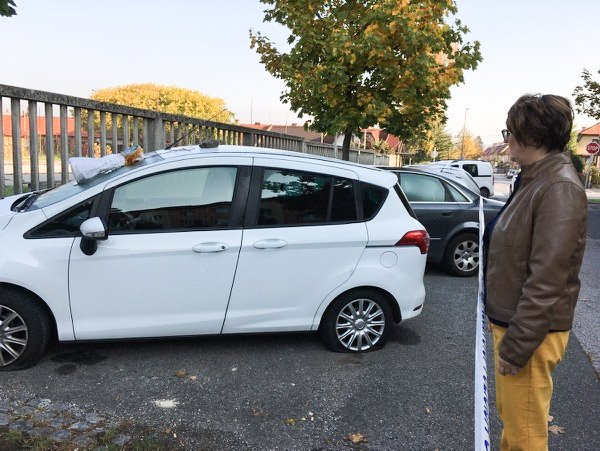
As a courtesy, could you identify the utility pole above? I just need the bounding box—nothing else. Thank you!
[461,107,469,159]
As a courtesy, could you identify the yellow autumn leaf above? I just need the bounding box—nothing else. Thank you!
[284,418,297,426]
[347,432,366,444]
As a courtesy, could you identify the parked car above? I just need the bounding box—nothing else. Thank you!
[407,164,481,195]
[381,167,503,277]
[0,145,429,370]
[430,160,495,198]
[506,169,517,179]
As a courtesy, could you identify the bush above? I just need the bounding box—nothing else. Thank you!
[590,165,600,188]
[570,153,584,173]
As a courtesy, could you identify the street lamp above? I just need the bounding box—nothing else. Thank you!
[461,107,469,160]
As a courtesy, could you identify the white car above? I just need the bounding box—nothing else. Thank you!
[0,145,428,370]
[430,160,495,198]
[407,164,481,195]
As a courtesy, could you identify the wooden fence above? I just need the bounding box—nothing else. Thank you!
[0,84,389,195]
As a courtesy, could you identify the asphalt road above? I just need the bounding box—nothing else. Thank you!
[1,178,598,449]
[1,262,598,450]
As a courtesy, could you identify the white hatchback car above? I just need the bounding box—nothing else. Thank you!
[0,145,428,370]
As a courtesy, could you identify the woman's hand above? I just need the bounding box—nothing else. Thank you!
[498,357,521,376]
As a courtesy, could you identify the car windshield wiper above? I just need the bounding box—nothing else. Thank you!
[17,189,51,212]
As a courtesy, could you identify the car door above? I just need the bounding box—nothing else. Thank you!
[68,157,251,340]
[397,172,466,259]
[222,159,367,333]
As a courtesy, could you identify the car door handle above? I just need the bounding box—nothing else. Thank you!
[192,242,229,253]
[441,212,453,216]
[253,239,288,249]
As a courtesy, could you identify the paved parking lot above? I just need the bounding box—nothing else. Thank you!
[1,261,599,450]
[1,177,598,450]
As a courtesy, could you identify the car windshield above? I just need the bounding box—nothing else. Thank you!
[27,152,164,210]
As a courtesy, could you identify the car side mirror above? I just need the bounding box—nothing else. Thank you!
[80,217,107,256]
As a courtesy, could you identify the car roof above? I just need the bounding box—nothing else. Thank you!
[153,144,398,187]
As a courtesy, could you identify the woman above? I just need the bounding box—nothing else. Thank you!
[485,94,587,450]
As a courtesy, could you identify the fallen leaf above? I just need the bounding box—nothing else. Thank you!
[347,433,366,444]
[425,407,431,414]
[163,428,172,435]
[548,425,566,435]
[189,375,198,381]
[284,418,297,426]
[252,408,266,417]
[175,369,187,378]
[547,415,554,422]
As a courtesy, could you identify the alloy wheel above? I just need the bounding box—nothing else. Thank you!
[453,239,479,273]
[335,298,385,351]
[0,305,29,367]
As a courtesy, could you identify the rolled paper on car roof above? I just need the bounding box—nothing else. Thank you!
[69,154,125,184]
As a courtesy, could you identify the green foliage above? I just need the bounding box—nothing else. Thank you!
[573,69,600,120]
[251,0,482,159]
[0,0,16,17]
[570,152,583,173]
[590,165,600,188]
[371,139,392,154]
[91,83,233,123]
[404,120,453,161]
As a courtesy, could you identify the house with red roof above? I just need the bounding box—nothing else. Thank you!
[576,123,600,168]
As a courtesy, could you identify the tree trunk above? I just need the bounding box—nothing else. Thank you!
[342,130,352,161]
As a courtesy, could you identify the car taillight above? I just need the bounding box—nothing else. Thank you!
[395,230,430,254]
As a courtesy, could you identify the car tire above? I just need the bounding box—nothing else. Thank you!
[0,288,51,371]
[319,289,393,353]
[444,233,479,277]
[480,187,491,198]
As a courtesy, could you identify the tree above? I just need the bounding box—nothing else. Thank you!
[573,69,600,120]
[403,120,453,162]
[454,129,482,159]
[370,139,392,154]
[251,0,481,160]
[91,84,233,123]
[0,0,16,17]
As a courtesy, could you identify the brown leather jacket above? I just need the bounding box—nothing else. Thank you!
[485,152,587,367]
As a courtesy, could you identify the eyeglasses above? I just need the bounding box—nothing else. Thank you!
[502,129,511,143]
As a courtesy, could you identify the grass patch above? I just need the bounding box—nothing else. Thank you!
[588,197,600,204]
[3,185,31,197]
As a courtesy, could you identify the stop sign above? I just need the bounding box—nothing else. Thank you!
[587,142,600,155]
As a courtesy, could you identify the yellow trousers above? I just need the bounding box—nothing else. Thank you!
[492,324,569,451]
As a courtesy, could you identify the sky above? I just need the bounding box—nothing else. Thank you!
[1,0,599,147]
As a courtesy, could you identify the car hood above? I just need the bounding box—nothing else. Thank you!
[0,194,22,230]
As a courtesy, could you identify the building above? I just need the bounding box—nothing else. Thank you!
[576,123,600,169]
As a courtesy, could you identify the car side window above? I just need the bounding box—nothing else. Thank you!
[462,164,479,177]
[400,173,446,202]
[331,178,357,222]
[446,183,470,202]
[259,169,330,225]
[108,167,237,232]
[29,200,94,238]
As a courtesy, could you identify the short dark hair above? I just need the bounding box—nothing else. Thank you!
[506,94,573,152]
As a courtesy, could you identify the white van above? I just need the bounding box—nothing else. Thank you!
[431,160,494,197]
